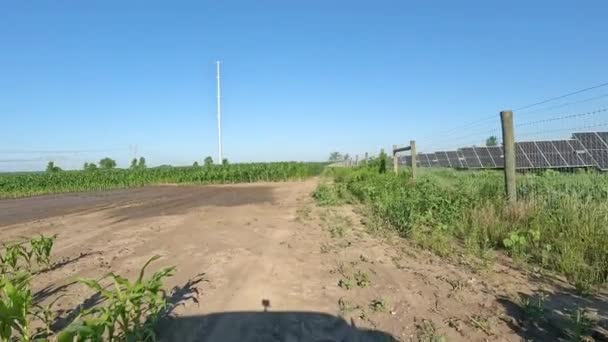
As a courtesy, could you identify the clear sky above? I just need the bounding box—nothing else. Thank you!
[2,1,608,171]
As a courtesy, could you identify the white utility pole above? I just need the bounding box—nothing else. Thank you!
[216,61,223,164]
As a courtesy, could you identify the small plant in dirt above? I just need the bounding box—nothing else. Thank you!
[319,243,332,253]
[338,277,353,290]
[29,234,56,268]
[415,318,447,342]
[369,298,388,312]
[354,270,371,287]
[295,205,312,222]
[468,314,493,336]
[564,307,595,342]
[337,297,359,316]
[58,255,175,342]
[0,235,60,341]
[329,224,345,238]
[312,184,339,206]
[519,292,547,322]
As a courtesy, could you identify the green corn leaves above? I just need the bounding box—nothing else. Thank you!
[59,255,176,341]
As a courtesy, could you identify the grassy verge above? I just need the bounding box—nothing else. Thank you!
[0,162,325,199]
[317,166,608,293]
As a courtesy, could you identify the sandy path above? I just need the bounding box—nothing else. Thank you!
[1,180,604,341]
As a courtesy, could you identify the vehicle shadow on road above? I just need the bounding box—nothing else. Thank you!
[496,288,608,341]
[157,299,398,342]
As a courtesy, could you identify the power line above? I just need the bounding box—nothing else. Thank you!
[0,148,128,154]
[514,82,608,112]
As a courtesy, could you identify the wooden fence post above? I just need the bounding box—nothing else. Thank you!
[392,145,399,174]
[500,110,516,204]
[410,140,417,180]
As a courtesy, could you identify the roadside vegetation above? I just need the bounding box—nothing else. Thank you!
[0,234,175,341]
[0,162,325,198]
[317,164,608,293]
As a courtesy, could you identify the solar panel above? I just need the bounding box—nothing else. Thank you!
[567,139,597,166]
[535,141,568,168]
[514,143,533,169]
[551,140,586,167]
[428,153,440,167]
[459,147,482,168]
[597,132,608,145]
[487,146,504,168]
[446,151,462,168]
[573,132,608,170]
[457,150,469,168]
[517,142,550,168]
[474,147,496,168]
[435,152,451,167]
[403,155,412,166]
[417,153,431,167]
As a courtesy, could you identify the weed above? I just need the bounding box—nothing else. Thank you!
[329,225,345,238]
[415,318,447,342]
[338,278,353,290]
[320,243,332,253]
[295,205,312,222]
[322,167,608,289]
[468,314,493,336]
[313,184,340,206]
[369,298,388,312]
[337,297,359,316]
[354,270,371,287]
[565,307,594,341]
[519,292,547,322]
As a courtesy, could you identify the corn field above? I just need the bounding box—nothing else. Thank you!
[0,162,325,199]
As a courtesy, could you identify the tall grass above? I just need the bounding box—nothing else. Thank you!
[0,162,325,198]
[322,166,608,291]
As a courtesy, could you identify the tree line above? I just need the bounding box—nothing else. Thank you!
[46,155,230,173]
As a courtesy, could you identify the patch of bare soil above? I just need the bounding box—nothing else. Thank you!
[0,180,605,341]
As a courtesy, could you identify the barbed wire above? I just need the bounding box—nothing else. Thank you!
[515,107,608,128]
[513,81,608,112]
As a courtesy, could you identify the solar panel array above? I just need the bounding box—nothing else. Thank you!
[397,131,608,171]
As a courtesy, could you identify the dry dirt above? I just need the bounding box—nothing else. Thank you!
[0,180,606,341]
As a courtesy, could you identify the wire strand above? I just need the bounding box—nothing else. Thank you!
[514,82,608,112]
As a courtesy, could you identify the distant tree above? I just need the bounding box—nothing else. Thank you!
[204,156,213,166]
[99,157,117,169]
[343,154,350,162]
[222,158,229,165]
[193,161,199,167]
[84,162,89,170]
[328,152,342,162]
[486,136,498,147]
[378,149,387,174]
[84,162,97,171]
[138,157,146,168]
[130,158,138,169]
[46,161,61,173]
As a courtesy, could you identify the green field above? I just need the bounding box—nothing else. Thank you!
[0,162,325,199]
[317,165,608,292]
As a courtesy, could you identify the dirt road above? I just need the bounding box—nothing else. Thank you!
[0,181,601,341]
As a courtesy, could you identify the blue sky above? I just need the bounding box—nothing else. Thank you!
[2,1,608,171]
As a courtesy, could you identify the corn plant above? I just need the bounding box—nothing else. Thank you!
[29,234,56,268]
[58,255,176,342]
[0,234,60,341]
[0,243,29,273]
[0,272,58,341]
[0,162,326,198]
